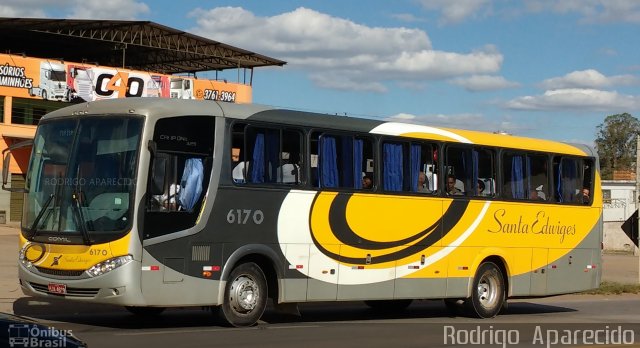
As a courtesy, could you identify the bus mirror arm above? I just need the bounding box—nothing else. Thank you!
[2,140,33,192]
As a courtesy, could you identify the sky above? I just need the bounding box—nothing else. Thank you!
[2,0,640,145]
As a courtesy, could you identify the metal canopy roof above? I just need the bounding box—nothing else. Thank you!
[0,17,286,74]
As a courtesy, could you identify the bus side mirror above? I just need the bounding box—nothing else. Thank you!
[2,139,33,192]
[150,156,167,196]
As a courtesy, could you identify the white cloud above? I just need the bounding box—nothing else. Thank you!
[539,69,640,89]
[189,7,504,91]
[525,0,640,23]
[416,0,492,25]
[0,0,57,17]
[310,73,387,93]
[0,0,148,19]
[449,75,520,92]
[67,0,149,19]
[505,88,640,111]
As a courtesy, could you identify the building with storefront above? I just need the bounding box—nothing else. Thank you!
[0,17,285,223]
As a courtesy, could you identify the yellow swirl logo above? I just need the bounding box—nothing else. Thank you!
[24,242,46,263]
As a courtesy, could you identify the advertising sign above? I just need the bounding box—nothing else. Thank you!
[0,53,251,103]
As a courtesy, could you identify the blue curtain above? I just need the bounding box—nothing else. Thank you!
[250,133,264,183]
[354,139,363,189]
[562,159,578,202]
[341,136,354,188]
[383,143,403,191]
[410,144,421,192]
[320,136,339,188]
[472,150,479,194]
[178,158,204,212]
[525,156,531,198]
[556,162,563,202]
[265,130,279,183]
[511,155,525,199]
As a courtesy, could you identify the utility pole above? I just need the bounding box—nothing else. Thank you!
[636,135,640,283]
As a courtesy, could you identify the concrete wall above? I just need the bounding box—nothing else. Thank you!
[604,221,639,254]
[602,180,638,255]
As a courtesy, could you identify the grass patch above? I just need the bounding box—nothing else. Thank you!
[582,281,640,295]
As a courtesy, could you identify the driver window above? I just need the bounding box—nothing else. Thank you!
[144,116,214,239]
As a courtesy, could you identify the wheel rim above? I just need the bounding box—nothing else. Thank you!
[229,274,260,314]
[476,271,499,308]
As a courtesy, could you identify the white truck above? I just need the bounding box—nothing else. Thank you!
[170,77,194,99]
[29,61,69,101]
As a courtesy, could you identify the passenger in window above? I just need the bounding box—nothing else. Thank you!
[477,180,485,196]
[529,189,545,201]
[418,172,431,193]
[154,183,181,211]
[446,174,463,196]
[362,175,373,189]
[579,187,590,204]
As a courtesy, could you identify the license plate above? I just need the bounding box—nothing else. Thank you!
[48,283,67,295]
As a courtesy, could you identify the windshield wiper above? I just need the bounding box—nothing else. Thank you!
[71,192,91,245]
[27,194,55,240]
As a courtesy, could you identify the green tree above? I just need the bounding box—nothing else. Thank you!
[595,113,640,179]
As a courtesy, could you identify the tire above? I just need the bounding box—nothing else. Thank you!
[465,262,505,318]
[125,306,165,316]
[42,90,47,101]
[364,299,412,312]
[219,262,268,327]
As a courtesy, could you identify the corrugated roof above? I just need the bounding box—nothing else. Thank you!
[0,17,286,74]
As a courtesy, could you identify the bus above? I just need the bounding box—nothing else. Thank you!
[3,98,602,326]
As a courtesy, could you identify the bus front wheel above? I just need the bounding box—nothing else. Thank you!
[219,262,268,327]
[465,262,505,318]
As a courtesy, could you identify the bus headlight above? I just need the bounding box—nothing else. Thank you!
[86,255,133,277]
[18,245,33,269]
[19,242,46,269]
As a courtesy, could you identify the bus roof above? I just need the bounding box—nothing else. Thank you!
[42,98,593,157]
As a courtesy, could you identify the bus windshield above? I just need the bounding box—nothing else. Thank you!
[22,116,143,243]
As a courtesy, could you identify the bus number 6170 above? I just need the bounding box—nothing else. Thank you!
[226,209,264,225]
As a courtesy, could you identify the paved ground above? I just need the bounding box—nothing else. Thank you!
[0,224,638,315]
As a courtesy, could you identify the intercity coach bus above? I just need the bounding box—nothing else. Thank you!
[3,98,602,326]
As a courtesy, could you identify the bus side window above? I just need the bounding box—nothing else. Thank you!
[475,148,495,197]
[444,146,470,196]
[233,123,304,185]
[313,132,373,190]
[553,157,591,204]
[502,152,527,200]
[381,140,436,194]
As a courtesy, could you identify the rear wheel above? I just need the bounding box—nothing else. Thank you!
[364,299,412,312]
[465,262,505,318]
[219,262,268,327]
[125,306,165,316]
[42,90,48,101]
